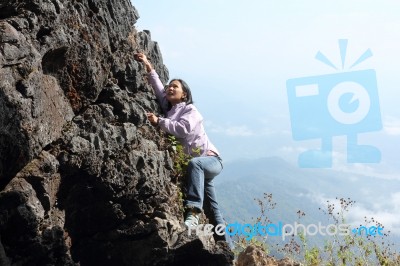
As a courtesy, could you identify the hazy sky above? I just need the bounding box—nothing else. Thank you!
[132,0,400,177]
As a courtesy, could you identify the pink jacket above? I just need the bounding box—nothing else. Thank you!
[148,70,219,157]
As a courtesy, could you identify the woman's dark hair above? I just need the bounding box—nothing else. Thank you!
[166,78,194,110]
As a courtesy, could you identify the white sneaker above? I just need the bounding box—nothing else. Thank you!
[184,211,199,227]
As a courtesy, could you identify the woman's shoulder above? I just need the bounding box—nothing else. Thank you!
[184,104,203,121]
[183,103,202,114]
[174,102,196,111]
[184,103,197,110]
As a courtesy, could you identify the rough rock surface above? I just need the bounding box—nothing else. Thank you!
[236,245,300,266]
[0,0,233,265]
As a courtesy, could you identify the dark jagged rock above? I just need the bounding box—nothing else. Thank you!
[0,0,233,265]
[236,245,300,266]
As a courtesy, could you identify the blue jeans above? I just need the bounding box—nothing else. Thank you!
[185,156,233,247]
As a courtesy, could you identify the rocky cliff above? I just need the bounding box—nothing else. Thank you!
[0,0,233,265]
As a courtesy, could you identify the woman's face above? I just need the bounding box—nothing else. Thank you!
[166,80,187,105]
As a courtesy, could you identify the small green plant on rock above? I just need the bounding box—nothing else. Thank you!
[167,135,201,179]
[167,135,200,213]
[167,135,189,212]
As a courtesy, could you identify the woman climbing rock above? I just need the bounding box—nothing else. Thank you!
[135,53,232,247]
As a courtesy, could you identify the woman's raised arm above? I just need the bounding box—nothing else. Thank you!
[134,53,168,113]
[134,53,153,72]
